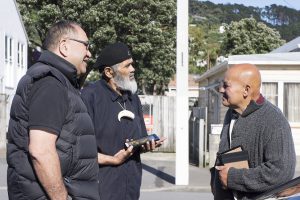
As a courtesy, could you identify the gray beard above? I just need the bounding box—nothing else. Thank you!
[114,72,137,94]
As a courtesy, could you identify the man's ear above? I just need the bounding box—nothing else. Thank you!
[59,39,68,57]
[243,85,250,97]
[103,67,114,79]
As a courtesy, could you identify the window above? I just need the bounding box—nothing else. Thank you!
[17,42,24,67]
[262,82,278,106]
[284,83,300,122]
[5,36,7,60]
[5,35,13,64]
[17,43,20,66]
[21,44,24,67]
[10,38,13,62]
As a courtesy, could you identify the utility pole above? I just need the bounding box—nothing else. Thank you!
[176,0,189,185]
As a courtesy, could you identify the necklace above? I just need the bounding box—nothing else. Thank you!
[117,101,135,121]
[117,101,126,110]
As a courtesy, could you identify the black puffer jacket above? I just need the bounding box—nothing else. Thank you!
[6,51,99,200]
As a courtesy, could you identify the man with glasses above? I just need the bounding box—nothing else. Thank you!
[68,38,90,49]
[7,20,100,200]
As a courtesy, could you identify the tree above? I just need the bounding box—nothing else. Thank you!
[221,18,285,56]
[189,0,300,42]
[189,25,205,74]
[189,24,223,74]
[16,0,176,95]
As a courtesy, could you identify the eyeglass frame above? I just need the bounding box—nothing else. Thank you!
[67,38,90,50]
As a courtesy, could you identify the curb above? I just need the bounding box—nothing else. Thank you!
[141,186,211,192]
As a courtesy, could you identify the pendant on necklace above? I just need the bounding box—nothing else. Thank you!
[118,110,135,121]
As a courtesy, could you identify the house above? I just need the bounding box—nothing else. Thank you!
[271,36,300,53]
[197,51,300,166]
[166,74,200,107]
[0,0,28,148]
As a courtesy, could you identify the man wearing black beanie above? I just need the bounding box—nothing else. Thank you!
[81,42,165,200]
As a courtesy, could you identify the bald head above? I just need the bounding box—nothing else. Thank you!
[220,63,261,113]
[226,63,261,98]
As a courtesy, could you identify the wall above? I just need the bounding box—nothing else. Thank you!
[0,0,28,148]
[261,68,300,158]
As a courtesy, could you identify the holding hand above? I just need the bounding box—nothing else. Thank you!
[215,165,231,188]
[113,146,134,165]
[98,145,134,166]
[141,137,167,152]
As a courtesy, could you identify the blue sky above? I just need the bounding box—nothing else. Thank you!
[199,0,300,10]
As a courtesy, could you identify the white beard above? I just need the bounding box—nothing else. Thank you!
[114,72,137,94]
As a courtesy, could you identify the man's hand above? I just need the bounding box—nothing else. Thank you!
[215,165,231,188]
[141,137,167,152]
[113,146,134,165]
[98,146,134,166]
[29,129,68,200]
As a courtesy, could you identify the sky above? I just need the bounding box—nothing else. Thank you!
[199,0,300,11]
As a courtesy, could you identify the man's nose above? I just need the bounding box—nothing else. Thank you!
[87,49,92,58]
[130,64,135,72]
[219,86,224,93]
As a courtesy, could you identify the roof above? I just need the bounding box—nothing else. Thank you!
[13,0,29,43]
[271,37,300,53]
[196,61,228,81]
[229,52,300,65]
[197,52,300,82]
[168,74,200,88]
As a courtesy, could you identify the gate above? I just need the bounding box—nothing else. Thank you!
[189,107,207,167]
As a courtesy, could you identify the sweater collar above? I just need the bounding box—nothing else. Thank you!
[240,94,265,117]
[38,50,79,88]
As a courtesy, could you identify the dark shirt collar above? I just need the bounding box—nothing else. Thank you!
[241,94,265,117]
[38,50,79,88]
[100,79,133,102]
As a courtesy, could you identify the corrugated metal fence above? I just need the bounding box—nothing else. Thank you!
[139,95,176,152]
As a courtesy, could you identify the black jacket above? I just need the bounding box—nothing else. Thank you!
[7,51,100,200]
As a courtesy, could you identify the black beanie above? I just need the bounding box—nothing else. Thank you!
[94,42,132,72]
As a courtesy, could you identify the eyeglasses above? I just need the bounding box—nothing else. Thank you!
[68,38,90,50]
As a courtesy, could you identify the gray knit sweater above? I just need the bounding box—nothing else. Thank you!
[212,96,296,200]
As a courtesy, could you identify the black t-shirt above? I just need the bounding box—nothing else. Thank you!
[28,76,68,135]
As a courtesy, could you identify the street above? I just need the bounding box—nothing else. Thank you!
[0,157,213,200]
[1,154,299,200]
[140,191,213,200]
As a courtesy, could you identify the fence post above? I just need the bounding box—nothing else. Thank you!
[198,118,205,167]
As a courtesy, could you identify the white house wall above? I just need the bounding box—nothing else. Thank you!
[0,0,28,90]
[0,0,28,148]
[260,68,300,157]
[260,69,300,82]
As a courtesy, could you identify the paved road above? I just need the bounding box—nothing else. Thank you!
[140,191,213,200]
[0,157,213,200]
[1,154,300,200]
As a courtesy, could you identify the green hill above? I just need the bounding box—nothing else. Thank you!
[190,0,300,42]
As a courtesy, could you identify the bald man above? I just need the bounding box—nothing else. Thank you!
[211,64,296,200]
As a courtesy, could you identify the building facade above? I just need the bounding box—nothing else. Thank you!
[0,0,28,148]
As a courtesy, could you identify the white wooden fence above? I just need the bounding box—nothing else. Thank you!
[139,95,176,152]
